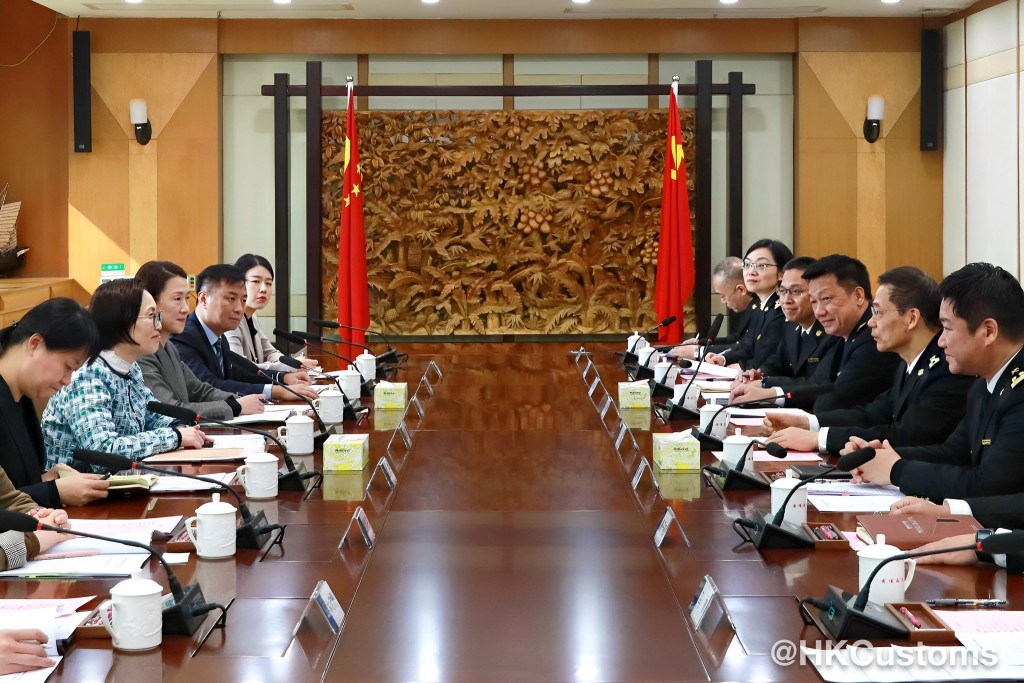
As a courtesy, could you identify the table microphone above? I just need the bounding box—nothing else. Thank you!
[311,319,402,364]
[800,532,1024,641]
[277,354,368,422]
[275,329,373,386]
[622,315,677,363]
[656,314,725,421]
[74,448,283,550]
[731,464,836,548]
[225,351,331,439]
[690,392,790,451]
[293,329,395,381]
[836,447,876,471]
[0,510,218,636]
[147,401,319,493]
[702,440,787,492]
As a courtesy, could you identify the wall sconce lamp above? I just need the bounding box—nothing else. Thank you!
[129,99,152,145]
[864,96,884,143]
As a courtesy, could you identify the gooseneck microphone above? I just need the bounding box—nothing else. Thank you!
[659,314,725,420]
[0,510,219,636]
[271,336,369,420]
[311,319,401,364]
[147,401,319,493]
[626,315,678,358]
[801,532,1024,640]
[292,329,396,381]
[225,351,330,437]
[836,447,876,471]
[74,448,283,550]
[731,463,837,549]
[702,440,787,492]
[690,392,790,451]
[275,329,371,385]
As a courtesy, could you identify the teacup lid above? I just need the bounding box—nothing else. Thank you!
[699,402,719,412]
[322,387,343,395]
[858,534,900,558]
[723,428,749,444]
[357,351,376,359]
[197,492,236,514]
[286,414,314,424]
[245,451,278,463]
[342,365,361,374]
[111,569,162,597]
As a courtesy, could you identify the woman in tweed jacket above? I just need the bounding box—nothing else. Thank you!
[42,279,208,471]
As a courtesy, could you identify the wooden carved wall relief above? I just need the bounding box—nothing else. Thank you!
[321,109,696,335]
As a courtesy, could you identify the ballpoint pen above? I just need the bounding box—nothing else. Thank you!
[899,606,924,629]
[925,598,1008,608]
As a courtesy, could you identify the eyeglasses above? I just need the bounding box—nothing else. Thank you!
[778,286,807,298]
[742,260,778,272]
[869,305,905,318]
[138,310,163,327]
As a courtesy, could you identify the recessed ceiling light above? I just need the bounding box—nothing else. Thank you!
[422,0,440,4]
[125,0,143,4]
[273,0,291,4]
[881,0,900,4]
[572,0,591,4]
[720,0,739,4]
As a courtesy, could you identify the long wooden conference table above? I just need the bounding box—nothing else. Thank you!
[6,342,1020,682]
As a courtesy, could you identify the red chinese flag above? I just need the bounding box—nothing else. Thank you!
[337,82,371,358]
[654,81,695,344]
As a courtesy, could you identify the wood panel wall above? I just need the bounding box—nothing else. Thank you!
[795,20,943,282]
[0,0,69,276]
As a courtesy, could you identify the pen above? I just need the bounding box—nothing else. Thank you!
[899,607,924,629]
[817,525,838,540]
[100,473,111,480]
[925,598,1008,608]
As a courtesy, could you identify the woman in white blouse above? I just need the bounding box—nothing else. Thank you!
[226,254,319,372]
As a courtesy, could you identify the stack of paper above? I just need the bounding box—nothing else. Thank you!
[208,433,266,452]
[38,516,184,557]
[221,406,295,425]
[0,554,149,579]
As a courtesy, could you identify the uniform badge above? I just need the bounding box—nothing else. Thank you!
[757,334,762,341]
[982,439,992,446]
[816,330,822,337]
[774,300,781,309]
[928,355,939,368]
[1011,368,1024,390]
[917,369,924,376]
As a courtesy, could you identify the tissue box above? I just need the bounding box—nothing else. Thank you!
[322,472,366,500]
[323,434,369,471]
[374,381,408,410]
[652,432,701,471]
[618,381,651,409]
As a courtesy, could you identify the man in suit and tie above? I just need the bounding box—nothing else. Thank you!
[732,256,828,383]
[170,264,318,402]
[849,262,1024,501]
[762,266,974,453]
[730,254,900,412]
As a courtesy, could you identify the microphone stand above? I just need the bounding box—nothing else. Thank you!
[701,440,786,492]
[801,540,988,640]
[276,329,375,399]
[295,330,393,383]
[25,518,217,636]
[312,318,403,365]
[278,350,369,422]
[690,394,786,451]
[730,467,835,548]
[74,449,282,550]
[148,401,319,493]
[654,314,724,422]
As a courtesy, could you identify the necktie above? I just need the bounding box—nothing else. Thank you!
[212,339,224,377]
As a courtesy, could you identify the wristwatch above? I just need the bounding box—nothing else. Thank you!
[975,528,995,564]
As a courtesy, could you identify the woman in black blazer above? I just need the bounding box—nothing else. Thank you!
[705,238,793,370]
[0,299,108,507]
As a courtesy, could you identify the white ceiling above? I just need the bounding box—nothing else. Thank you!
[34,0,975,20]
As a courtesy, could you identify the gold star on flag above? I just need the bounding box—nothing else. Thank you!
[351,184,360,197]
[343,195,351,207]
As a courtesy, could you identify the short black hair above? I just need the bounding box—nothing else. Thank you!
[745,239,794,271]
[0,298,100,362]
[136,260,188,300]
[234,254,274,280]
[196,264,245,294]
[939,262,1024,341]
[878,266,941,329]
[801,254,872,299]
[783,256,816,273]
[90,279,146,350]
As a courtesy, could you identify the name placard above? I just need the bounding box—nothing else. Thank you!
[687,575,736,633]
[293,579,345,637]
[652,505,689,548]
